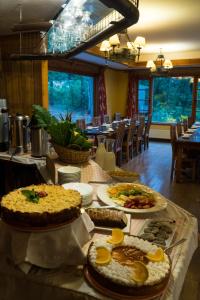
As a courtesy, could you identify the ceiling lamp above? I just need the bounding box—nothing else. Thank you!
[146,49,173,72]
[100,32,145,63]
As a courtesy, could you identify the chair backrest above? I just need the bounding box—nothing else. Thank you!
[188,116,193,128]
[170,124,178,157]
[76,119,86,130]
[144,119,151,136]
[137,119,145,138]
[183,119,188,132]
[115,123,125,151]
[176,122,183,137]
[127,122,137,145]
[103,114,110,124]
[92,116,101,126]
[115,112,121,121]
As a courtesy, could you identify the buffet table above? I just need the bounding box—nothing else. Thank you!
[0,160,198,300]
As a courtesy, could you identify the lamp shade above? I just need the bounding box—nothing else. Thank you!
[146,60,156,72]
[109,34,120,46]
[163,59,173,69]
[100,40,111,52]
[134,36,146,48]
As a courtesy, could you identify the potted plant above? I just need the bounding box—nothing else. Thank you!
[32,105,92,163]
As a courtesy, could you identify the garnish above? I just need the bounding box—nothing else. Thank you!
[107,228,124,245]
[95,247,111,265]
[21,189,40,203]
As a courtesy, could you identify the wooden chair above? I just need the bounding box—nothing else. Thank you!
[170,124,197,181]
[188,116,193,128]
[133,119,145,154]
[76,119,86,130]
[176,122,183,137]
[143,119,151,150]
[103,114,110,124]
[183,119,188,132]
[122,122,137,162]
[92,116,101,126]
[114,112,121,121]
[113,123,125,166]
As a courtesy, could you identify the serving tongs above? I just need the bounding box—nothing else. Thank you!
[164,238,186,253]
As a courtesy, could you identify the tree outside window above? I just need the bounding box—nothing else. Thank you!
[152,77,193,123]
[48,71,94,123]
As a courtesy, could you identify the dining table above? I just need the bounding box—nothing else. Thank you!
[0,159,198,300]
[175,125,200,182]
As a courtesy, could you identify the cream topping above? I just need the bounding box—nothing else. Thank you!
[89,235,170,287]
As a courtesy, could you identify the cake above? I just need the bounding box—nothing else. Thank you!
[86,208,127,229]
[87,233,170,297]
[1,184,82,227]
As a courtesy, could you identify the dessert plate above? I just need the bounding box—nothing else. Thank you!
[97,183,167,214]
[137,219,176,248]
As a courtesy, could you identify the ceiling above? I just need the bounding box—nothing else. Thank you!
[0,0,200,66]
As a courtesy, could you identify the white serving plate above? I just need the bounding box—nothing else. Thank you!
[62,182,93,206]
[137,219,176,248]
[96,183,168,214]
[94,213,131,234]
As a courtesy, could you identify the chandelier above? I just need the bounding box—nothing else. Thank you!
[146,49,173,72]
[100,32,145,63]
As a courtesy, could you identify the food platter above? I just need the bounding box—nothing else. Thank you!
[94,213,131,234]
[97,183,168,214]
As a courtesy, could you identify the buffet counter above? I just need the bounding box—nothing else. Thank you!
[0,159,198,300]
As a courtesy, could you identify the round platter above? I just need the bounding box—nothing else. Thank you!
[1,215,79,233]
[84,264,171,300]
[96,183,168,214]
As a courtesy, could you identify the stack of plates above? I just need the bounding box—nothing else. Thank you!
[57,166,81,184]
[62,182,93,206]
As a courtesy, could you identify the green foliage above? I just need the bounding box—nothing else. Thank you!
[152,77,193,122]
[32,105,91,151]
[32,104,57,128]
[21,189,40,204]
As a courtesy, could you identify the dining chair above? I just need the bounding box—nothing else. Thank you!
[76,119,86,130]
[143,119,151,150]
[114,112,122,121]
[176,122,183,137]
[133,119,145,154]
[122,121,137,162]
[188,116,193,128]
[103,114,110,124]
[170,124,197,181]
[92,116,101,126]
[113,122,125,166]
[183,119,188,132]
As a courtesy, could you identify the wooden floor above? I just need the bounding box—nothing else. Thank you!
[122,141,200,300]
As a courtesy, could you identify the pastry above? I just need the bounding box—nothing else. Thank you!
[86,208,127,228]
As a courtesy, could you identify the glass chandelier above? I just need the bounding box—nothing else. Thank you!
[146,49,173,72]
[100,32,145,62]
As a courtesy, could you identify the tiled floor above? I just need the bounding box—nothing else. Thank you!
[122,141,200,300]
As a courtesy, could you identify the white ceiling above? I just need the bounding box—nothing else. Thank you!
[0,0,200,63]
[129,0,200,61]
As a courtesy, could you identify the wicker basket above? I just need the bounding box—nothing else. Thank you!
[52,142,90,164]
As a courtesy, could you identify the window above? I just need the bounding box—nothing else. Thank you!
[152,77,193,123]
[48,71,94,123]
[196,78,200,121]
[138,80,150,114]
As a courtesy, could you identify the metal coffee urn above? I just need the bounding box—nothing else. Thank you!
[0,99,9,151]
[30,126,49,157]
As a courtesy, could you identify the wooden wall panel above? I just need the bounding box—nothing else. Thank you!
[0,33,48,115]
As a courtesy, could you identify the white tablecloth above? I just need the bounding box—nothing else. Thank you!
[0,158,198,300]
